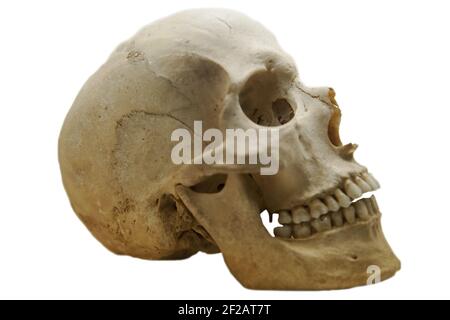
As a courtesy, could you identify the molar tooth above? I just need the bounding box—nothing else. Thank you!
[278,210,292,225]
[354,176,371,193]
[293,223,312,239]
[309,199,328,219]
[331,211,344,227]
[355,201,370,220]
[292,206,311,223]
[334,189,351,208]
[344,179,362,199]
[324,195,340,212]
[343,206,356,224]
[274,225,292,239]
[370,195,380,213]
[362,172,380,190]
[311,215,332,232]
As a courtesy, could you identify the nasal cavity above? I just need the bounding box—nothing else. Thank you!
[239,70,295,126]
[328,107,342,147]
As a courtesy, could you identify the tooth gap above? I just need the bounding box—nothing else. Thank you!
[261,210,282,237]
[350,191,377,204]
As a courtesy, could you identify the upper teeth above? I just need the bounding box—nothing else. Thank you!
[278,210,293,224]
[292,206,310,223]
[354,176,372,193]
[344,179,363,199]
[334,189,351,208]
[273,172,380,239]
[309,199,328,218]
[324,195,340,212]
[361,172,380,189]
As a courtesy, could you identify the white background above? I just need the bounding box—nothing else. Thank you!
[0,0,449,299]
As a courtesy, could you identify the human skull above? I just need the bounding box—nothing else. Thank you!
[59,9,400,289]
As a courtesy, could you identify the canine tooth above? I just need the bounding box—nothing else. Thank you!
[311,216,332,232]
[344,179,362,199]
[362,172,380,190]
[274,225,292,238]
[278,210,292,224]
[355,176,371,193]
[334,189,351,208]
[363,198,374,215]
[370,195,380,213]
[355,201,370,220]
[331,211,344,227]
[293,223,312,239]
[343,206,356,224]
[292,207,311,223]
[309,199,328,219]
[324,195,340,212]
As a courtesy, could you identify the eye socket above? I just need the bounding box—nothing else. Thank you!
[239,70,295,126]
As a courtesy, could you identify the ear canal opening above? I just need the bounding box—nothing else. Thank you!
[190,174,227,194]
[328,106,342,147]
[158,194,178,214]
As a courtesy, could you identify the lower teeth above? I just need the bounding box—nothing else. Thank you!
[273,196,379,239]
[274,225,292,238]
[293,223,312,239]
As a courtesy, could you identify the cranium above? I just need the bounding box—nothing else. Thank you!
[59,8,400,290]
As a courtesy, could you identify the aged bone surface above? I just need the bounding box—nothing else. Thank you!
[59,8,400,289]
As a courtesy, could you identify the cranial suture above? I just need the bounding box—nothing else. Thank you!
[59,9,400,290]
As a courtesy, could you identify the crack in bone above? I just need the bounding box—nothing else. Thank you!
[126,110,193,132]
[296,84,335,107]
[215,17,233,31]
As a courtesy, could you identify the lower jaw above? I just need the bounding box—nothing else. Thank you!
[233,216,401,290]
[177,175,400,290]
[288,216,399,287]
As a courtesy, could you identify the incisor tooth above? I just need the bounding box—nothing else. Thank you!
[355,201,370,220]
[309,199,328,219]
[344,179,362,199]
[278,210,292,224]
[355,176,371,193]
[331,211,344,227]
[343,206,356,224]
[311,216,332,232]
[293,223,312,239]
[362,172,380,190]
[274,225,292,238]
[324,195,340,212]
[334,189,351,208]
[292,206,311,223]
